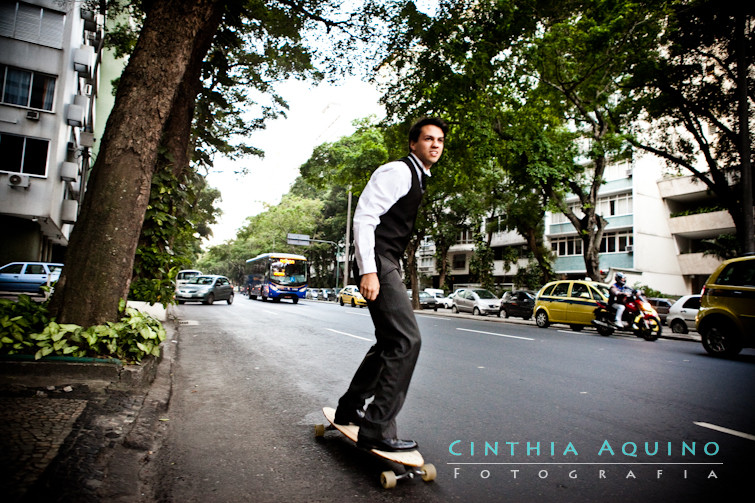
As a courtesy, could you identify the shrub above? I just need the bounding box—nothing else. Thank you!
[0,297,166,363]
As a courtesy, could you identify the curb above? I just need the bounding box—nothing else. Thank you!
[101,320,176,501]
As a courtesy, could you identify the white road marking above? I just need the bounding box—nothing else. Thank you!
[326,328,372,342]
[456,328,534,341]
[694,422,755,441]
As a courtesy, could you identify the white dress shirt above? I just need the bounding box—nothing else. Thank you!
[353,153,430,276]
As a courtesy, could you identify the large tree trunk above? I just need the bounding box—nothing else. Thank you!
[49,0,224,326]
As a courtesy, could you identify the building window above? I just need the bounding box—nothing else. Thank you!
[452,254,466,270]
[457,228,474,244]
[599,231,634,253]
[550,236,583,257]
[0,133,49,176]
[0,2,66,49]
[0,65,56,110]
[552,193,633,224]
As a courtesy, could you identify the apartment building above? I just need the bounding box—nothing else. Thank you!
[0,1,103,264]
[420,153,732,297]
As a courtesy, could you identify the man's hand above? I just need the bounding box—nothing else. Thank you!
[360,272,380,301]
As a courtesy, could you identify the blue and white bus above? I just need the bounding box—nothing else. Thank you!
[245,253,307,303]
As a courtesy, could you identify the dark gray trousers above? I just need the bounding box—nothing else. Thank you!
[337,255,422,440]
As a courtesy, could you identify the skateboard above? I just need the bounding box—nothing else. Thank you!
[315,407,436,489]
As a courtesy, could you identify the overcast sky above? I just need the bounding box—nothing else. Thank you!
[204,77,385,247]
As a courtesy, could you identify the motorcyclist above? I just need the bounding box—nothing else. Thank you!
[608,272,632,328]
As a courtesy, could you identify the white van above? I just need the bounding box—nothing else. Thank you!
[176,269,202,288]
[424,288,445,299]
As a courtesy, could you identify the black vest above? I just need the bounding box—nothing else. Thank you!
[374,157,425,267]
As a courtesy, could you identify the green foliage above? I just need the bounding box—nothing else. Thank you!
[631,283,666,299]
[669,205,726,218]
[469,234,495,291]
[701,234,741,260]
[131,168,219,306]
[0,297,166,363]
[0,295,51,345]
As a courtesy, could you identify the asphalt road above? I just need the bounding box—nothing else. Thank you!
[150,296,755,502]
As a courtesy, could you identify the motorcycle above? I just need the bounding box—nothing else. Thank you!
[592,289,662,341]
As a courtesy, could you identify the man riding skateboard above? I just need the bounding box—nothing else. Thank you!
[334,117,448,452]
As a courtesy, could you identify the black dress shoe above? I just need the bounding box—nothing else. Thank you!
[334,407,365,426]
[357,436,418,452]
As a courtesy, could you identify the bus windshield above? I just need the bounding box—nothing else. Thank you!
[270,258,307,286]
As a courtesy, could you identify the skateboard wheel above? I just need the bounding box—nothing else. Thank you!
[421,463,437,482]
[380,470,397,489]
[314,424,326,437]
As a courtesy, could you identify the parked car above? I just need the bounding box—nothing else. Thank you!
[320,288,336,301]
[437,295,455,309]
[0,262,63,294]
[176,275,234,305]
[338,285,367,307]
[500,290,535,320]
[534,279,610,331]
[647,298,673,325]
[666,294,701,334]
[409,291,438,311]
[306,288,320,300]
[452,288,501,316]
[697,255,755,357]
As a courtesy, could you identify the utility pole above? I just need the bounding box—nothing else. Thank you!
[344,187,352,288]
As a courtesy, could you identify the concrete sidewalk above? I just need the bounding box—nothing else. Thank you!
[0,325,176,502]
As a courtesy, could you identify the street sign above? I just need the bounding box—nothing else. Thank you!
[287,233,310,246]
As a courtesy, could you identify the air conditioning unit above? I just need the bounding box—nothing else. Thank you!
[62,199,79,224]
[625,245,634,253]
[60,162,79,182]
[66,103,84,127]
[8,174,30,188]
[73,45,95,77]
[26,110,40,120]
[80,132,95,148]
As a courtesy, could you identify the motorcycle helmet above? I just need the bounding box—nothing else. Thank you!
[614,272,627,286]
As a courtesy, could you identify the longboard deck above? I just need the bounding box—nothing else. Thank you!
[321,407,424,467]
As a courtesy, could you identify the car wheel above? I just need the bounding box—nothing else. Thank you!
[535,310,549,328]
[293,297,299,304]
[701,321,743,358]
[227,293,234,305]
[473,307,481,316]
[670,319,688,334]
[339,297,344,306]
[351,299,356,307]
[452,305,458,314]
[570,325,583,332]
[178,300,185,304]
[204,293,215,305]
[503,309,510,319]
[433,305,438,311]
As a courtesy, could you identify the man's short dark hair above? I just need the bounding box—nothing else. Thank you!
[408,117,448,145]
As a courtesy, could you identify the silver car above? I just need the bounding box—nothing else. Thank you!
[176,275,234,305]
[667,294,701,334]
[452,288,501,316]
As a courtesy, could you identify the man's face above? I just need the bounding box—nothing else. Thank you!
[410,125,445,168]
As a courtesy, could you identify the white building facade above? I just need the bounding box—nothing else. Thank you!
[421,153,736,297]
[0,0,103,264]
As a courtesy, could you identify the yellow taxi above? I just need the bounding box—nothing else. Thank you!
[534,279,611,331]
[338,285,367,308]
[696,255,755,357]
